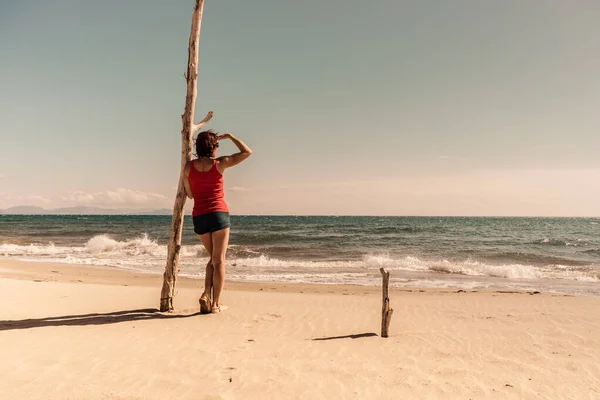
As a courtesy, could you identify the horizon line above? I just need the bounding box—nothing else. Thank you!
[1,213,598,219]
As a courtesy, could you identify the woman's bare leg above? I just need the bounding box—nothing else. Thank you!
[210,228,230,311]
[198,233,214,299]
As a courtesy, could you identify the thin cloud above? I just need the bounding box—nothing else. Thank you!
[60,188,170,208]
[229,186,252,192]
[438,155,470,161]
[532,144,577,151]
[224,168,600,217]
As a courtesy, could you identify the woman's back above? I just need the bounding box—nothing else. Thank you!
[189,159,228,216]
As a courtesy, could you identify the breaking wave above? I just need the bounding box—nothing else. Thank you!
[1,235,597,284]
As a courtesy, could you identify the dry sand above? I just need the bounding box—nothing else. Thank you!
[1,259,599,399]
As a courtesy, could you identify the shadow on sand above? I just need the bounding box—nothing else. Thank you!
[311,332,378,341]
[0,308,201,331]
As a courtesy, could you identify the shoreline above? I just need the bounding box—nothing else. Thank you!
[0,258,388,295]
[0,258,464,297]
[1,256,598,298]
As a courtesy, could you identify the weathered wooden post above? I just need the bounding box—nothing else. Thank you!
[380,268,393,337]
[160,0,212,312]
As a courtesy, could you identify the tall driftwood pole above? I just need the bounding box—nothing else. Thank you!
[380,268,393,337]
[160,0,211,312]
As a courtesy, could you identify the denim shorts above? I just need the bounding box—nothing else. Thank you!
[193,212,231,235]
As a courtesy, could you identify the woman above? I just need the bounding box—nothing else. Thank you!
[184,129,252,313]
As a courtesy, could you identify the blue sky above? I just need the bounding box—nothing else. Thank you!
[1,1,599,215]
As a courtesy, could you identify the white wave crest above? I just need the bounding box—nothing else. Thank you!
[0,242,76,257]
[1,238,597,284]
[85,234,164,257]
[228,254,580,281]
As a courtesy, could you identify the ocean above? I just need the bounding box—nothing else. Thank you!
[0,215,598,295]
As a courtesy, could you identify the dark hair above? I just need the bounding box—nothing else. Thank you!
[195,130,219,158]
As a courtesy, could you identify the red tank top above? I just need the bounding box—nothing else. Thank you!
[189,159,229,216]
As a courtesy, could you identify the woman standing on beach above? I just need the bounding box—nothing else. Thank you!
[183,128,252,313]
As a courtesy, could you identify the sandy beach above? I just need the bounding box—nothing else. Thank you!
[1,260,599,399]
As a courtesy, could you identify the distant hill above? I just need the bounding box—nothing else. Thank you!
[0,206,48,214]
[0,206,175,215]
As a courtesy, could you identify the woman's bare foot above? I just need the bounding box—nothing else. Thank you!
[211,304,228,314]
[199,293,212,314]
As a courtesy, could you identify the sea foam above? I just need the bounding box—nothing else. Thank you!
[1,234,598,285]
